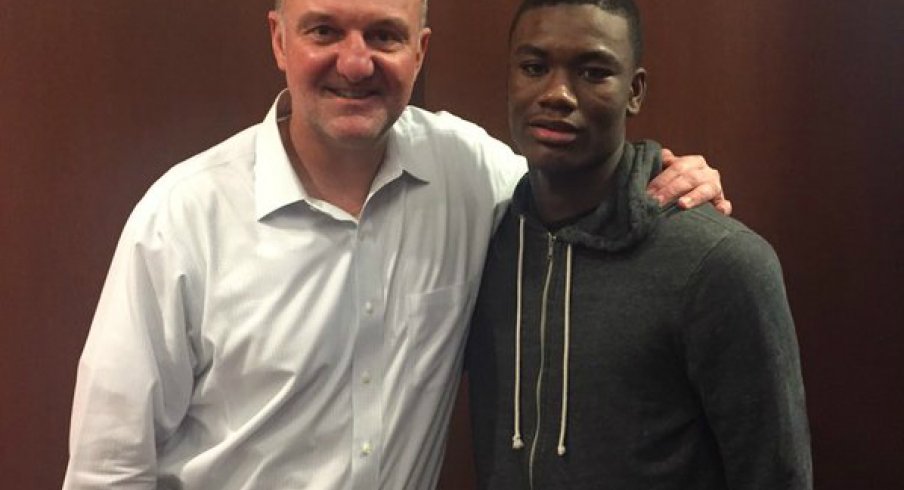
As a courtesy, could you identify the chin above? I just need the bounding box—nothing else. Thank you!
[524,147,577,170]
[326,117,390,144]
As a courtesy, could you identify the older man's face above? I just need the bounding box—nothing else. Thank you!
[270,0,430,148]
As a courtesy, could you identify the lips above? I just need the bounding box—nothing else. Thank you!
[326,87,380,100]
[527,119,581,145]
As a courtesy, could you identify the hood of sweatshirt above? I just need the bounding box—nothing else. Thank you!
[509,140,663,252]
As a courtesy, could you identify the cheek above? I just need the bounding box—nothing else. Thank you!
[507,83,533,115]
[508,111,532,154]
[579,90,623,119]
[285,48,333,79]
[589,81,633,106]
[380,55,420,87]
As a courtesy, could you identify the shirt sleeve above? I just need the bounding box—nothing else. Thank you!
[63,199,197,489]
[433,110,526,228]
[681,230,813,490]
[472,129,526,229]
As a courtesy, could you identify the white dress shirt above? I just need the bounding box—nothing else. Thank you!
[63,92,525,490]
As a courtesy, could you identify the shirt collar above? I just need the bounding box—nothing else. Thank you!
[384,110,436,185]
[253,91,436,221]
[254,90,306,221]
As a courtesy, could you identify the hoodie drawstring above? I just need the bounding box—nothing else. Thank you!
[557,243,573,456]
[511,215,573,457]
[512,215,526,450]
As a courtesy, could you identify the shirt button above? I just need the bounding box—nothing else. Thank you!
[361,442,373,456]
[364,301,374,314]
[362,371,372,384]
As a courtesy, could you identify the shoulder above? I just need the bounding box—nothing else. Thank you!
[393,106,525,206]
[397,106,500,141]
[660,205,774,255]
[396,107,525,169]
[652,204,784,285]
[125,124,258,240]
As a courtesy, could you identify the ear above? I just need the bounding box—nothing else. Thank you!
[626,67,646,117]
[268,10,288,72]
[414,27,432,74]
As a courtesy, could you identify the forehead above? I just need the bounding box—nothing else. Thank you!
[511,5,632,59]
[282,0,421,24]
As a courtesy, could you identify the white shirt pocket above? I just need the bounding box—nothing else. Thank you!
[404,279,477,391]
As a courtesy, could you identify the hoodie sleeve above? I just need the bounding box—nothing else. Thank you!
[681,230,813,490]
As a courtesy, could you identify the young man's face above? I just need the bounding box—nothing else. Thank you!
[507,4,645,173]
[270,0,430,148]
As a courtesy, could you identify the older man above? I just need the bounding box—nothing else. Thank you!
[63,0,727,488]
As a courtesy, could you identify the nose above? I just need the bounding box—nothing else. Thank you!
[335,32,375,82]
[538,71,577,113]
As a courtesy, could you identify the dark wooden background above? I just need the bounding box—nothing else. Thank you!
[2,1,901,488]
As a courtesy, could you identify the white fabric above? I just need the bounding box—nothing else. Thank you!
[63,91,525,490]
[512,215,526,451]
[509,221,572,457]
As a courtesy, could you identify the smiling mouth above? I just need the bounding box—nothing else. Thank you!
[327,88,380,100]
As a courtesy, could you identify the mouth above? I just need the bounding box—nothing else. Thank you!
[326,87,380,100]
[527,119,581,146]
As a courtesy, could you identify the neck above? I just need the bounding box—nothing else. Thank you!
[280,118,386,218]
[529,144,625,225]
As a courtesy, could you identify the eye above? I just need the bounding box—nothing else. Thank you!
[306,24,341,43]
[366,28,405,50]
[519,61,548,78]
[579,66,614,83]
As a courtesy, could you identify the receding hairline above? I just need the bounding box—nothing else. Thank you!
[273,0,430,26]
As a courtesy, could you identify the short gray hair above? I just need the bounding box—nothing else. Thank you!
[274,0,429,26]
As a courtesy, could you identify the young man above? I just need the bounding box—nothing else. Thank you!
[63,0,728,488]
[467,1,812,488]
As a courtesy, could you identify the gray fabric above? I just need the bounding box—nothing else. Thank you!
[467,140,812,489]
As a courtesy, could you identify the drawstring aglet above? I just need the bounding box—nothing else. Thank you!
[513,435,524,450]
[557,444,566,456]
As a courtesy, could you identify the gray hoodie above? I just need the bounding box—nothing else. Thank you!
[467,140,812,489]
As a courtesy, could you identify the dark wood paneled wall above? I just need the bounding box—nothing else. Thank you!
[2,1,901,488]
[0,1,283,487]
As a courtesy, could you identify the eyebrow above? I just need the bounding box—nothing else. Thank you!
[295,11,411,39]
[370,18,411,39]
[574,50,621,66]
[513,43,622,66]
[513,44,548,58]
[295,12,334,32]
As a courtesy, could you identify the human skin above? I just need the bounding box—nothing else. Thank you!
[269,0,430,149]
[508,4,647,222]
[268,0,728,216]
[268,0,431,215]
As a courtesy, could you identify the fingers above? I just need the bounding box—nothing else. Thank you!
[649,152,708,196]
[714,197,733,216]
[660,147,676,163]
[648,154,719,206]
[674,181,721,209]
[648,150,732,214]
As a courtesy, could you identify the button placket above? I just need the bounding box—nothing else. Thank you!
[350,218,384,488]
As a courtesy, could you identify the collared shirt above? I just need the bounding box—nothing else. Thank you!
[63,92,525,490]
